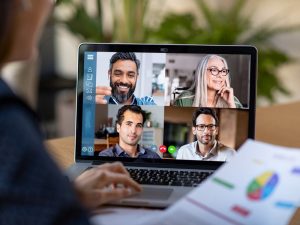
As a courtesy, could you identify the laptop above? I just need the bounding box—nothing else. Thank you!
[67,43,257,208]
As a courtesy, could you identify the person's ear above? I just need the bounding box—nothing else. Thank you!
[192,127,197,135]
[108,69,111,80]
[116,123,120,133]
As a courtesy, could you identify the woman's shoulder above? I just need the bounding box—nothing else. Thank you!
[233,96,243,108]
[178,90,194,97]
[0,79,43,153]
[173,90,194,106]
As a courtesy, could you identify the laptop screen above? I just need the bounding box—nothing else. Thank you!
[76,44,257,166]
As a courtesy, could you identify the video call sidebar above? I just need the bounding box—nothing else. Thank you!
[81,52,97,156]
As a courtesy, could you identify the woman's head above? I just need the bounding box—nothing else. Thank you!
[0,0,53,68]
[192,54,231,107]
[206,55,230,92]
[0,1,15,65]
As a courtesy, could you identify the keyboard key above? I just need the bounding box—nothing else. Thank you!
[127,168,213,187]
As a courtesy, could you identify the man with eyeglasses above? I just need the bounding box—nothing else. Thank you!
[176,108,236,161]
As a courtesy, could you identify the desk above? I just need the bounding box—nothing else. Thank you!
[256,101,300,148]
[46,101,300,224]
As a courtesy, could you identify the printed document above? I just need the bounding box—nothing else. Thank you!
[139,139,300,225]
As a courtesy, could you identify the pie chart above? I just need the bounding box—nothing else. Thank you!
[247,171,279,201]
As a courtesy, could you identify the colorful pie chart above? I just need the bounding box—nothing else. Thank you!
[247,171,279,201]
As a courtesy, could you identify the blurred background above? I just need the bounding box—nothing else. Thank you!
[2,0,300,139]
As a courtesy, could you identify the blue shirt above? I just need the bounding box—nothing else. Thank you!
[0,79,90,225]
[99,144,161,159]
[105,94,156,105]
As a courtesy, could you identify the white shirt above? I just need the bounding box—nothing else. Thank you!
[176,141,236,161]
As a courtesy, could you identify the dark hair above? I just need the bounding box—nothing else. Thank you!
[192,108,219,127]
[116,105,146,126]
[0,1,16,65]
[109,52,140,72]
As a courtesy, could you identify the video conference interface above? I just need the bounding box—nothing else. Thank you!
[80,51,252,162]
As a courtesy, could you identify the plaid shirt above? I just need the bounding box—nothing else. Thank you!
[0,79,90,225]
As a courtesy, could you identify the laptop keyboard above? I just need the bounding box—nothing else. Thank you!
[86,167,213,187]
[127,168,213,187]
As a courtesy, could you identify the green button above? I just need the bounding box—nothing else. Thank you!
[168,145,176,154]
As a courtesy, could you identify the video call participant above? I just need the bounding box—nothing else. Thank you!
[176,108,236,161]
[174,54,242,108]
[99,105,161,158]
[96,52,156,105]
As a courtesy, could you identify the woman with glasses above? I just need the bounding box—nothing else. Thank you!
[173,54,243,108]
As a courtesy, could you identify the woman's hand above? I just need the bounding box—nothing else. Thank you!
[217,86,236,108]
[95,86,112,104]
[74,162,141,209]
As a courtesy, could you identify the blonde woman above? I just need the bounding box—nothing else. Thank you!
[174,55,242,108]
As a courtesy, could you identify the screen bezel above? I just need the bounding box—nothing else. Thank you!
[75,43,257,169]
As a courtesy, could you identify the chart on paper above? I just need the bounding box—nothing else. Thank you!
[138,140,300,225]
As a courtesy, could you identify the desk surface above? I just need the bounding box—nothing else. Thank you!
[46,101,300,225]
[256,101,300,148]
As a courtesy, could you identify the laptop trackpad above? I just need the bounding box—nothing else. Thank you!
[133,187,173,200]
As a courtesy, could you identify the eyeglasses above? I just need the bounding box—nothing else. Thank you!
[195,124,217,131]
[207,67,229,76]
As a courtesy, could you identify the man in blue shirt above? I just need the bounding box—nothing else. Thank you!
[99,105,160,158]
[95,52,156,105]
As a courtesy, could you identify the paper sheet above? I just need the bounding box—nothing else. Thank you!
[138,139,300,225]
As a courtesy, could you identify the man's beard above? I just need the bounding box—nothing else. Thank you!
[199,134,213,145]
[110,80,136,104]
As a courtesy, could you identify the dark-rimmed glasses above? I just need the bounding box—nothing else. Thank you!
[207,67,229,76]
[195,124,217,131]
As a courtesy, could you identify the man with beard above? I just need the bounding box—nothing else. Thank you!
[176,108,236,161]
[99,105,161,158]
[96,52,156,105]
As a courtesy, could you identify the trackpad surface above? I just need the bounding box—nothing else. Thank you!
[134,187,173,200]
